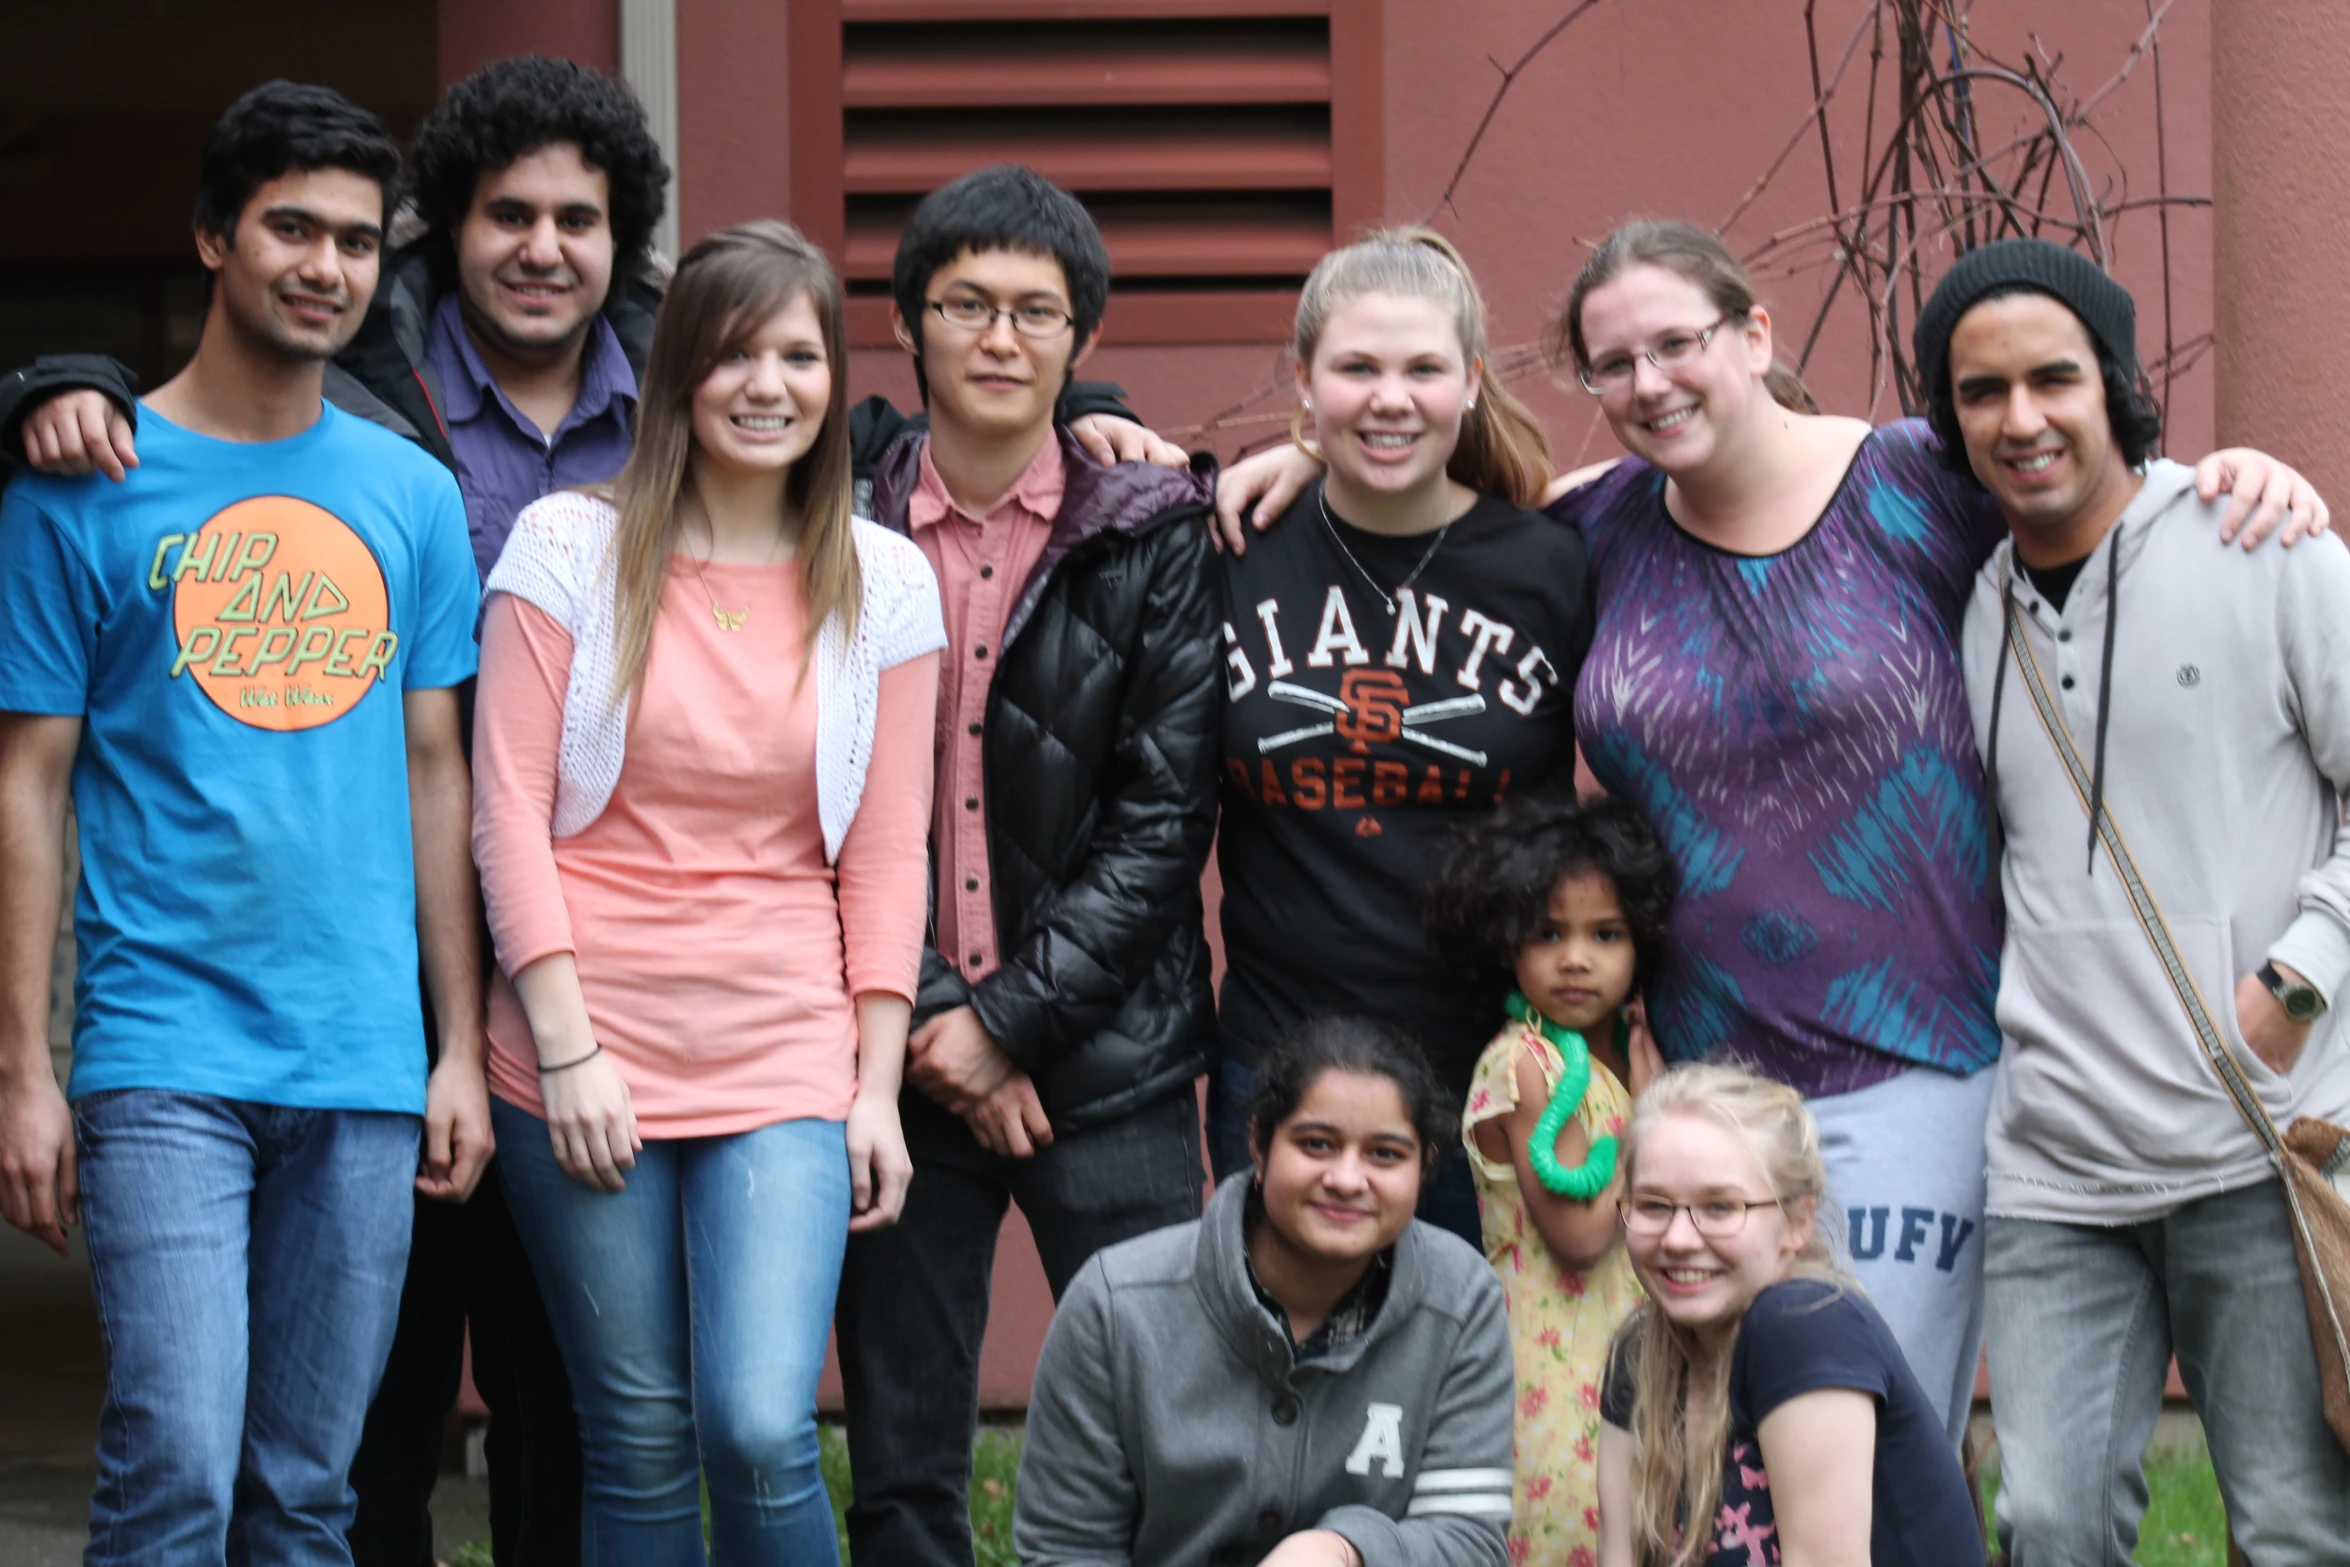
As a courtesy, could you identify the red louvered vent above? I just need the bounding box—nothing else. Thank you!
[790,1,1383,346]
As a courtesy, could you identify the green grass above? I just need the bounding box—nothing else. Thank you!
[817,1424,1023,1565]
[1979,1447,2229,1567]
[456,1429,2229,1565]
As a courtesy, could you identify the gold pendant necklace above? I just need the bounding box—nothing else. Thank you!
[682,497,779,632]
[690,554,750,631]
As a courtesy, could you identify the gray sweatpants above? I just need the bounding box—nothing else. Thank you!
[1810,1062,1996,1452]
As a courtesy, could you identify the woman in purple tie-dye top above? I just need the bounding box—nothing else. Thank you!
[1550,220,2318,1455]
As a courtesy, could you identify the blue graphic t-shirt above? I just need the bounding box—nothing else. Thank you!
[1568,420,2004,1096]
[0,404,481,1113]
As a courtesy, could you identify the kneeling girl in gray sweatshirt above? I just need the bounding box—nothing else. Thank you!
[1014,1017,1515,1567]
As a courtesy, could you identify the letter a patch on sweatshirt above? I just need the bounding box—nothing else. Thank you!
[1344,1403,1405,1476]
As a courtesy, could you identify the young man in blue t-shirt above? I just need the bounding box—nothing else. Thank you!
[0,83,486,1563]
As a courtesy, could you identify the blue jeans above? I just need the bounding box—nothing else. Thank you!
[492,1100,849,1567]
[73,1090,420,1567]
[1985,1180,2350,1563]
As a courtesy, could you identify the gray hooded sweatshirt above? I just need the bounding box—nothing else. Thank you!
[1013,1174,1513,1567]
[1961,458,2350,1224]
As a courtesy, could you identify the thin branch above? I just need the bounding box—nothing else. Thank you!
[1421,2,1606,223]
[1720,1,1878,236]
[2075,0,2177,122]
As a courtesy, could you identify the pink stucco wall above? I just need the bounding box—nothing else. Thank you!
[2214,0,2350,499]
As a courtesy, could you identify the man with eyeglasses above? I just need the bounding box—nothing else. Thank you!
[835,163,1221,1567]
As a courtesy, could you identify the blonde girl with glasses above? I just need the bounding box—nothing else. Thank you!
[1597,1064,1977,1567]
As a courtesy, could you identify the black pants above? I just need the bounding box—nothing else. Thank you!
[345,1158,583,1567]
[835,1087,1203,1567]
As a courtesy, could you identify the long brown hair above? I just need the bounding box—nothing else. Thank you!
[1291,226,1553,508]
[604,220,859,698]
[1616,1064,1843,1566]
[1551,219,1819,416]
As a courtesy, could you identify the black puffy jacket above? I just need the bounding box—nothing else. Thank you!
[864,428,1223,1132]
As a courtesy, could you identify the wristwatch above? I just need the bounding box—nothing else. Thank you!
[2259,961,2328,1024]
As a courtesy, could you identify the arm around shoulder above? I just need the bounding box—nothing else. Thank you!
[1,356,139,477]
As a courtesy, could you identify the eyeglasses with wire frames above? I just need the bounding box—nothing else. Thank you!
[1577,313,1742,396]
[926,295,1077,339]
[1621,1194,1782,1238]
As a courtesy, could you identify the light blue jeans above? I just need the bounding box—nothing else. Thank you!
[493,1099,850,1567]
[73,1090,420,1567]
[1986,1179,2350,1564]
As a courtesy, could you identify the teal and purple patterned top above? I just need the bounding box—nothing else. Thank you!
[1567,419,2003,1097]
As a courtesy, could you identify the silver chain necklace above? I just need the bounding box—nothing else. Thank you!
[1316,483,1451,617]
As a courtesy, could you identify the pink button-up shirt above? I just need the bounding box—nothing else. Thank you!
[908,436,1064,984]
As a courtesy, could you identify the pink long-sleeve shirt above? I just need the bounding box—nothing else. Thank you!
[473,557,939,1136]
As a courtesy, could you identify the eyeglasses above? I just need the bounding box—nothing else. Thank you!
[1621,1196,1780,1238]
[926,296,1076,339]
[1578,315,1735,396]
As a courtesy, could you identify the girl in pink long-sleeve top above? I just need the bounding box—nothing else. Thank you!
[470,221,944,1567]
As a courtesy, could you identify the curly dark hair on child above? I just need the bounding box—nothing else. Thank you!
[1424,792,1679,992]
[407,55,672,282]
[1248,1016,1459,1175]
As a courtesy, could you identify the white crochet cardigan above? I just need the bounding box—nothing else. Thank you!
[483,491,946,862]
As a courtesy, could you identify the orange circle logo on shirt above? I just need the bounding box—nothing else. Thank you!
[161,495,395,731]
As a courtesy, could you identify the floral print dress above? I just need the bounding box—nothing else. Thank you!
[1462,1016,1644,1566]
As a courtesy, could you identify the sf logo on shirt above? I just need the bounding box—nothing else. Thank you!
[150,496,397,731]
[1223,585,1558,826]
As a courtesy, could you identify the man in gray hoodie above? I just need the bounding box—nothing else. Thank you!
[1919,239,2350,1563]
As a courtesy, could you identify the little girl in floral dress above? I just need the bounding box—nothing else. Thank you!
[1428,793,1678,1565]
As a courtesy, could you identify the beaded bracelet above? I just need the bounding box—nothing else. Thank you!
[1504,991,1622,1201]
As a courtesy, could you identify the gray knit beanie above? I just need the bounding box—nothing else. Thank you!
[1913,238,2138,401]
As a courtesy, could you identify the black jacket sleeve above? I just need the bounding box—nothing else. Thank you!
[847,382,1142,483]
[1,355,139,472]
[914,934,977,1023]
[1055,379,1136,427]
[968,514,1223,1072]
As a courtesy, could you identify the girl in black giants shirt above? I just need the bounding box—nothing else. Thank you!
[1212,227,1593,1245]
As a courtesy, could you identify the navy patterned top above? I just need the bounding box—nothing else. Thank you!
[1568,420,2004,1096]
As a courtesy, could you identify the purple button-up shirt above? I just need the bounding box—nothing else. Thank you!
[424,293,638,581]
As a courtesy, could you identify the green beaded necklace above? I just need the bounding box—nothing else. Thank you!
[1504,990,1626,1201]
